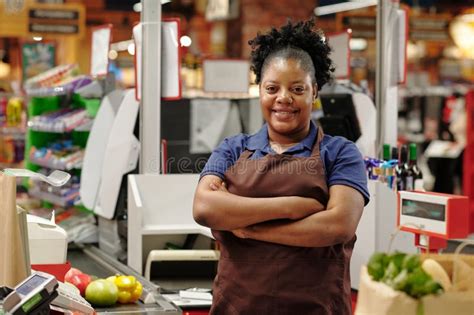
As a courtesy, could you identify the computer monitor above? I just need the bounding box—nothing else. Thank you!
[318,93,362,142]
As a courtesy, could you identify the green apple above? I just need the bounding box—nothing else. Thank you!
[85,279,118,307]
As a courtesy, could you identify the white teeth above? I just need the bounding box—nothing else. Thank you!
[273,111,295,119]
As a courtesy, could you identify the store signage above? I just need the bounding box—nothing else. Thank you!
[20,41,56,81]
[29,23,78,34]
[0,2,84,38]
[338,11,450,42]
[90,24,112,77]
[409,31,449,41]
[28,3,85,38]
[327,31,351,79]
[340,15,376,39]
[29,8,79,20]
[408,14,451,42]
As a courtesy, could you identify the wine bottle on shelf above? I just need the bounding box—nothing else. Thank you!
[383,144,391,161]
[391,147,398,161]
[396,145,409,191]
[408,143,423,190]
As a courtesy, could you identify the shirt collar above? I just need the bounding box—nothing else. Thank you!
[246,121,318,152]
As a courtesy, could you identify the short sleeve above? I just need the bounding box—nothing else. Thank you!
[326,141,370,206]
[200,135,245,180]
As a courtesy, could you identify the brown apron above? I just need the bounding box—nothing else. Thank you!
[210,128,355,315]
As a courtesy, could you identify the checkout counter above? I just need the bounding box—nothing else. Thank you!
[0,170,182,315]
[0,243,182,315]
[66,244,181,315]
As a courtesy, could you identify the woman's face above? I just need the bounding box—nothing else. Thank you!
[259,57,317,144]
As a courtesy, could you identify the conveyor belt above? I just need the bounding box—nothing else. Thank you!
[67,244,181,315]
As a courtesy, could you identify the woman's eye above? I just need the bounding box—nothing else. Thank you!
[292,87,305,93]
[265,86,277,93]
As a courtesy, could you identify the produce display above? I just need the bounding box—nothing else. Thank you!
[64,267,143,307]
[85,279,119,307]
[64,267,92,296]
[367,252,444,298]
[106,275,143,304]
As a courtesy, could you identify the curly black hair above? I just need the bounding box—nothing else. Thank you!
[248,19,334,90]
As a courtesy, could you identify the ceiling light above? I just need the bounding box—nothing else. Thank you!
[350,38,367,51]
[0,61,11,79]
[33,36,43,41]
[314,0,377,16]
[180,35,192,47]
[450,13,474,59]
[133,3,142,12]
[108,50,118,60]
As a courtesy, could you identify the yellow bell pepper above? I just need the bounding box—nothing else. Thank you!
[106,275,143,304]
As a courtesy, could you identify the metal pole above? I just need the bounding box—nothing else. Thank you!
[140,0,161,174]
[375,0,386,158]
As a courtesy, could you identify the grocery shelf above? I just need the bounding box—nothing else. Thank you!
[73,118,94,132]
[27,108,88,133]
[29,157,82,171]
[25,76,93,97]
[28,187,79,207]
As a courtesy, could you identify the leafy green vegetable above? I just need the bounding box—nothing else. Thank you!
[367,252,388,281]
[367,252,444,299]
[402,254,420,272]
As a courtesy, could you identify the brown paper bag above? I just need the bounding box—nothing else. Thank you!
[355,266,418,315]
[355,254,474,315]
[0,172,28,287]
[420,253,474,315]
[421,290,474,315]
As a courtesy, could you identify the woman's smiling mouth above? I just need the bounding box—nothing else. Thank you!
[272,109,298,120]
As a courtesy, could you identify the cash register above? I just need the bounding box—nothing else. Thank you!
[1,271,58,315]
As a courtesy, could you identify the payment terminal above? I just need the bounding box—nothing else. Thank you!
[1,271,58,315]
[397,190,470,252]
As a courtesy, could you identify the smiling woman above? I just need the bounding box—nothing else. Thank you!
[259,58,316,145]
[193,19,370,315]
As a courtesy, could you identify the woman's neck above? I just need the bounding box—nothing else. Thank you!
[269,140,298,154]
[267,124,310,145]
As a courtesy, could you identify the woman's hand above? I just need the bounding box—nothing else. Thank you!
[232,228,247,238]
[209,180,228,192]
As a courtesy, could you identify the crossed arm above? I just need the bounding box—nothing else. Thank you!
[192,175,365,247]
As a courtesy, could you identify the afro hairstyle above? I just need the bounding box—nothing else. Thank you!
[248,18,334,90]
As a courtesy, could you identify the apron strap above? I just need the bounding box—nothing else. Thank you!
[311,126,324,157]
[238,150,253,160]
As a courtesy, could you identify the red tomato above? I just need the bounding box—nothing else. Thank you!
[67,273,92,296]
[64,267,83,282]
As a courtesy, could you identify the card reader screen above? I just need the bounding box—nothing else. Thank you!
[401,199,445,222]
[17,274,47,296]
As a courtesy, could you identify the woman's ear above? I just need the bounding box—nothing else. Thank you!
[313,84,318,99]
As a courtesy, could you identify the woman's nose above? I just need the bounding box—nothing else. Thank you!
[276,90,293,104]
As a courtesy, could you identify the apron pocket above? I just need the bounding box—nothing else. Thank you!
[214,257,277,314]
[275,258,350,315]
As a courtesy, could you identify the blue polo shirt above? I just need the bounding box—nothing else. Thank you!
[201,122,370,205]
